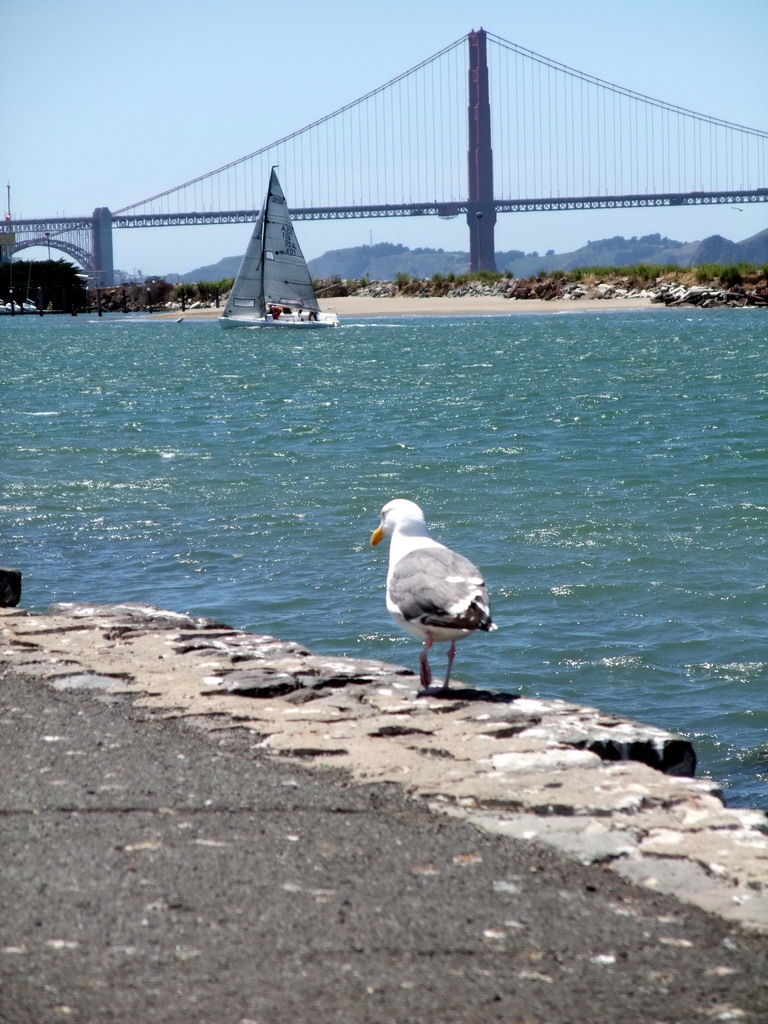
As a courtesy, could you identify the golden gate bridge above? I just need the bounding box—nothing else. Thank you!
[4,29,767,285]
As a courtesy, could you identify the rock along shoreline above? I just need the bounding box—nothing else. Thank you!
[151,277,767,320]
[2,601,766,933]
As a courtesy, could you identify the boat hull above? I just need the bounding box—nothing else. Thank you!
[219,311,339,329]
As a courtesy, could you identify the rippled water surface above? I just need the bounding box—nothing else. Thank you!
[3,308,767,808]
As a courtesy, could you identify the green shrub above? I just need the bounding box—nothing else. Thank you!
[696,264,722,283]
[171,279,233,303]
[468,269,503,284]
[623,263,677,281]
[719,263,753,287]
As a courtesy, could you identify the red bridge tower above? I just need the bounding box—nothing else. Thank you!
[467,29,497,272]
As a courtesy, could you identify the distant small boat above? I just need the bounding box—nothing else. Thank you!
[0,300,38,314]
[219,168,339,329]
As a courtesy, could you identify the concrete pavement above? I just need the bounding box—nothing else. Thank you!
[1,604,768,1023]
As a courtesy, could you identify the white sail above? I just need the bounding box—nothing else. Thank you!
[221,206,266,317]
[261,172,320,313]
[219,169,338,329]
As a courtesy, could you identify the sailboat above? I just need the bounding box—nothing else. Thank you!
[219,169,339,329]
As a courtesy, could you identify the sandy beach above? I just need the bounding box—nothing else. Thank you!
[157,294,658,320]
[321,294,658,317]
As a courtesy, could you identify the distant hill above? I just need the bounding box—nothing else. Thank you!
[501,233,698,276]
[306,242,471,279]
[174,227,768,283]
[695,226,768,265]
[177,255,242,283]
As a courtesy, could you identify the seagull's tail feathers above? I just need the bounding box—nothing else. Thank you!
[465,593,495,633]
[468,601,495,633]
[423,598,494,634]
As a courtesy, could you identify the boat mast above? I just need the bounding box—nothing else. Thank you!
[259,208,267,316]
[259,170,276,317]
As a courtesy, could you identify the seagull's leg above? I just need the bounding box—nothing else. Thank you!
[419,635,433,689]
[441,641,457,691]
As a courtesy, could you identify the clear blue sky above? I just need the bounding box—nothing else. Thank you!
[4,0,767,277]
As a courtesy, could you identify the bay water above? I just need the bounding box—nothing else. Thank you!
[3,308,767,810]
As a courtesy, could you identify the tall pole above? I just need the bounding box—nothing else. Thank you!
[467,28,496,271]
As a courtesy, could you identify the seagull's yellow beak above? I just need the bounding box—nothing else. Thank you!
[370,525,384,546]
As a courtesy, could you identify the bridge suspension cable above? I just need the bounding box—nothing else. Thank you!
[486,32,767,200]
[115,29,767,221]
[114,35,469,218]
[11,29,767,284]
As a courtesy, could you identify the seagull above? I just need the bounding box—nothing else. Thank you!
[370,498,495,691]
